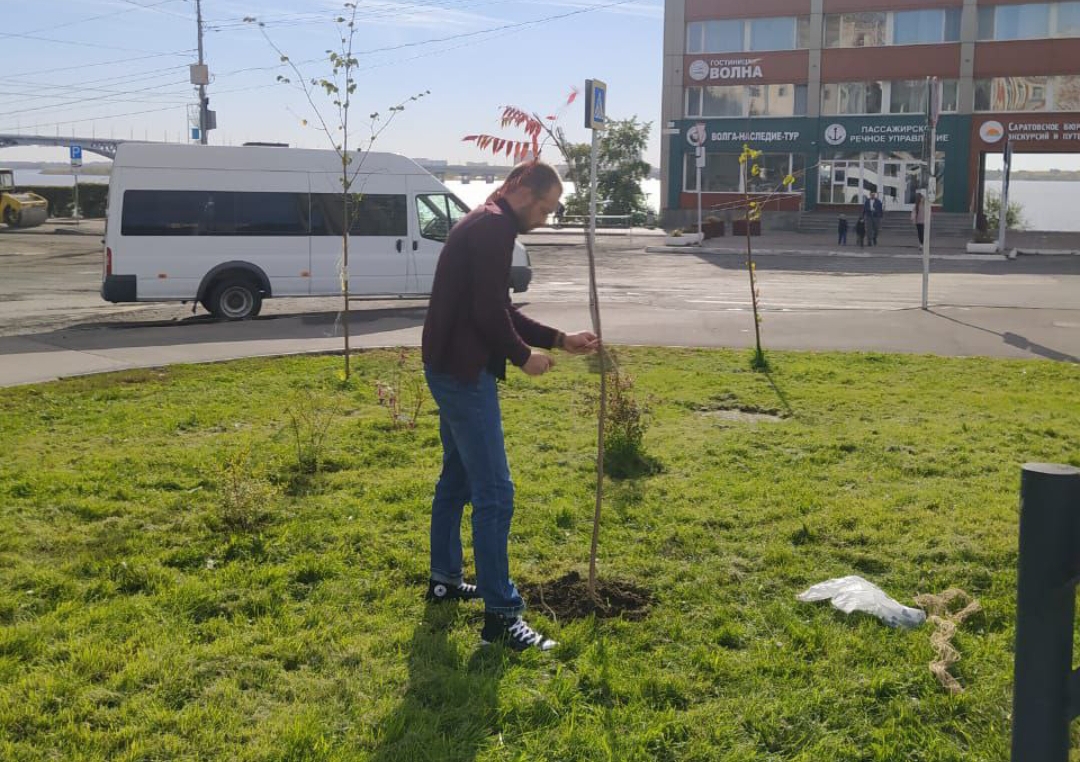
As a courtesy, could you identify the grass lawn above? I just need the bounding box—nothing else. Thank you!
[1,348,1078,761]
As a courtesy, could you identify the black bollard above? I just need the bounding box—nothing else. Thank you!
[1011,463,1080,762]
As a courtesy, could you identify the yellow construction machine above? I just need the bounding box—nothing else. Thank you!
[0,169,49,228]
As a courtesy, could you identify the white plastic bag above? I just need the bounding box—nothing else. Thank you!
[797,575,926,629]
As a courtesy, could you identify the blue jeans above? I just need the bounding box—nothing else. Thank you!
[424,366,525,617]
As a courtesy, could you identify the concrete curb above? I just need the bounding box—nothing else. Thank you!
[1015,249,1080,256]
[643,245,1007,261]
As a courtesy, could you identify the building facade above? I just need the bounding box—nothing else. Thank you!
[661,0,1080,227]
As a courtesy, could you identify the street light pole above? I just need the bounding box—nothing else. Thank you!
[921,77,941,311]
[196,0,207,145]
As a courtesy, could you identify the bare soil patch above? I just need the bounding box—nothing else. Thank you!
[520,570,653,622]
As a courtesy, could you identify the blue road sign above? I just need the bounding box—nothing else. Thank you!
[70,145,83,167]
[585,79,608,130]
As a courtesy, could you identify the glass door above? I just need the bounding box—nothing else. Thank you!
[881,160,904,210]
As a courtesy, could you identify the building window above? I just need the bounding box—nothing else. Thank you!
[974,74,1080,110]
[687,19,742,53]
[825,9,961,47]
[824,12,887,48]
[684,153,804,193]
[687,85,807,117]
[1057,1,1080,36]
[1055,75,1080,110]
[748,84,808,116]
[684,153,743,192]
[750,17,796,51]
[818,152,944,208]
[702,86,745,117]
[822,80,957,115]
[893,8,962,44]
[747,154,805,193]
[889,80,959,114]
[974,2,1079,40]
[686,16,809,53]
[974,76,1049,111]
[821,82,883,115]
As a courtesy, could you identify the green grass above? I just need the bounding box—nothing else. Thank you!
[1,348,1078,761]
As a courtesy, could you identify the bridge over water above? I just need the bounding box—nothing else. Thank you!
[0,135,521,180]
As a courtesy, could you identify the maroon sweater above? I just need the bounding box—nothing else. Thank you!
[422,198,558,382]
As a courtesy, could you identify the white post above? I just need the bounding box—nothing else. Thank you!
[921,77,941,311]
[997,139,1013,254]
[696,147,703,240]
[73,173,80,225]
[921,136,934,310]
[588,127,601,331]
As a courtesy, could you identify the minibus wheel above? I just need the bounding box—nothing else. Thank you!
[209,277,262,320]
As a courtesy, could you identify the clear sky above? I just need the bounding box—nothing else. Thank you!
[3,1,1078,172]
[1,0,664,165]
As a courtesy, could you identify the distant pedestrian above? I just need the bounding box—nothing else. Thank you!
[554,201,565,227]
[837,213,848,245]
[911,191,926,245]
[862,192,884,245]
[855,215,866,247]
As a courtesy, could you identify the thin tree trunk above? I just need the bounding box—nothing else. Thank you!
[587,238,605,599]
[342,194,351,379]
[745,211,762,357]
[586,127,605,599]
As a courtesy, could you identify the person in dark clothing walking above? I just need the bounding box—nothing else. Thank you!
[855,215,867,247]
[862,191,884,245]
[421,161,597,652]
[837,213,848,245]
[912,191,926,245]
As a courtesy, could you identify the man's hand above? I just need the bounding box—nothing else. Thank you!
[522,352,555,376]
[561,331,599,355]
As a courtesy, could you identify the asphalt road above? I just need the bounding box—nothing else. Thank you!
[1,220,1079,386]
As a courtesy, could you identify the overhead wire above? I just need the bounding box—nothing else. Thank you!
[2,29,192,56]
[6,52,195,80]
[1,0,646,134]
[204,0,505,31]
[0,0,185,39]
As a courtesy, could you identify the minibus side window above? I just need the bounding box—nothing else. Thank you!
[312,193,408,237]
[348,194,408,236]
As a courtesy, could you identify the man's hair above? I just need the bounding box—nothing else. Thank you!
[498,160,562,198]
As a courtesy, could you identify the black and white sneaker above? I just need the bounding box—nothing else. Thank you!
[425,579,482,602]
[480,613,557,652]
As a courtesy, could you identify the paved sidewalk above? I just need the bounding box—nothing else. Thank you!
[2,302,1077,388]
[527,226,1080,257]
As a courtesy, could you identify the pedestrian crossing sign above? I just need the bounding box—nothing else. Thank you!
[585,79,607,130]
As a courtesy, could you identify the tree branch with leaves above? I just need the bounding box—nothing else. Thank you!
[245,3,428,379]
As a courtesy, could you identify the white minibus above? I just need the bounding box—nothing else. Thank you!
[102,143,532,319]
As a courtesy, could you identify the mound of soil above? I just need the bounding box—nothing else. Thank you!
[519,571,653,622]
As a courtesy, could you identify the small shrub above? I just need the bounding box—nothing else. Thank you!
[584,367,656,479]
[285,389,342,474]
[217,444,278,532]
[983,188,1026,231]
[374,348,427,430]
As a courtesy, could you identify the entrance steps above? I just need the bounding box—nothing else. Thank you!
[798,210,974,237]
